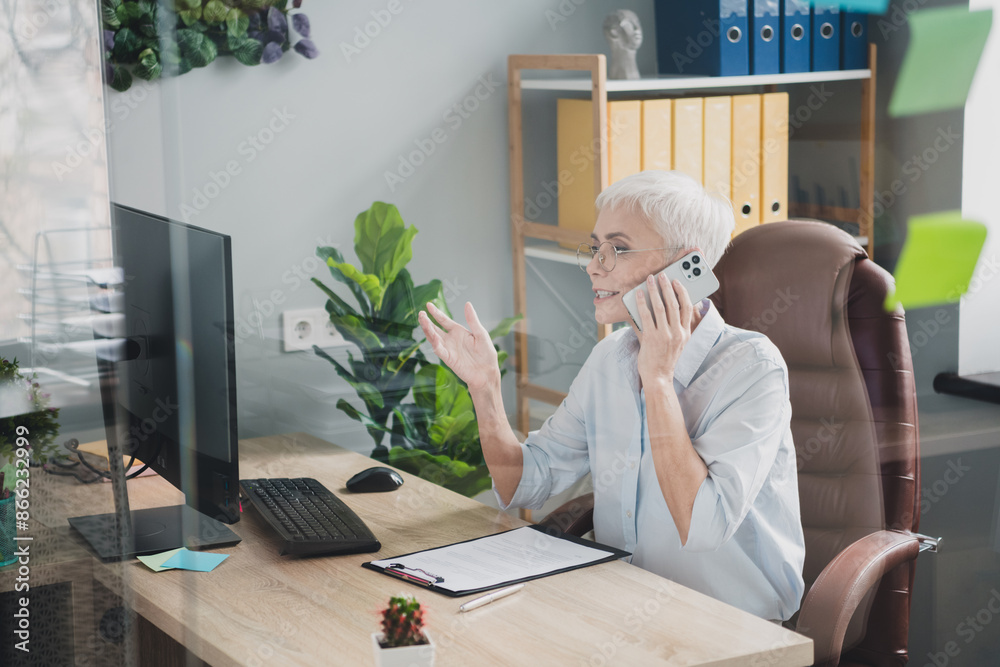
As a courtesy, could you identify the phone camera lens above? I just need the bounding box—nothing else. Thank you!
[693,267,701,276]
[692,255,700,264]
[682,261,691,270]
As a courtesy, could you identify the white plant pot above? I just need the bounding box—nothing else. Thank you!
[372,631,435,667]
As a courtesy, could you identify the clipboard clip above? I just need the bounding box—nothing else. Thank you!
[385,563,445,586]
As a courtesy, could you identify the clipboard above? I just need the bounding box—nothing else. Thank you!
[362,524,631,597]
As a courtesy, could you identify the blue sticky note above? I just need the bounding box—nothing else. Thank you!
[834,1,888,12]
[161,548,229,572]
[808,0,889,12]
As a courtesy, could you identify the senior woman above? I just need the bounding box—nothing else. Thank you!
[418,170,805,621]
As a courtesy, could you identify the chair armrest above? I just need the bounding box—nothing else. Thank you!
[796,530,922,667]
[537,493,594,537]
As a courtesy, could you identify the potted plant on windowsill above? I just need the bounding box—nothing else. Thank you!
[372,595,434,667]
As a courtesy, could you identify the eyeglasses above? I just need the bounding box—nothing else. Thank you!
[576,242,683,272]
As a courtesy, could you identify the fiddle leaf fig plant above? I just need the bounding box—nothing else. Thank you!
[312,202,521,497]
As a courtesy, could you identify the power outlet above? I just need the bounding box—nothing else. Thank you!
[282,308,345,352]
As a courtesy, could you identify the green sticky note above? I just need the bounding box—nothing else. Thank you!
[137,548,183,573]
[162,548,229,572]
[886,212,987,311]
[889,7,993,117]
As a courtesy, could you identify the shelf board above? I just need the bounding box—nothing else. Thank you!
[524,240,579,266]
[526,233,868,261]
[521,69,872,93]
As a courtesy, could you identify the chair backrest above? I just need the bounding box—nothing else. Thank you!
[710,221,921,666]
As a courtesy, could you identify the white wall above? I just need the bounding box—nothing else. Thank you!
[106,0,658,451]
[960,0,1000,376]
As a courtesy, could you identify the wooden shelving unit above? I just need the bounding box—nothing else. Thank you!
[507,47,878,435]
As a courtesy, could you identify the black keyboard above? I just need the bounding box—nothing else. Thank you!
[240,478,381,556]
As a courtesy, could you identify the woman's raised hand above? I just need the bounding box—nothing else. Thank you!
[418,302,500,393]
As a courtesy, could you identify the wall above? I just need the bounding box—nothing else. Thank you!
[105,1,658,452]
[960,0,1000,376]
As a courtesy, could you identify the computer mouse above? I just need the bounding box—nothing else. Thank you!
[346,466,404,493]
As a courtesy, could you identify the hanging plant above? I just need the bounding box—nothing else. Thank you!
[101,0,319,92]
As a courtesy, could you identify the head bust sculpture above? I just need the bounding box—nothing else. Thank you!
[603,10,643,80]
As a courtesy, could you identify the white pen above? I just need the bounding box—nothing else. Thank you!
[458,584,525,612]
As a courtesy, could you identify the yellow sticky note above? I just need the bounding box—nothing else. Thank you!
[137,548,183,572]
[886,212,987,310]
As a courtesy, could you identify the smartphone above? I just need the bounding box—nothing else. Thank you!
[622,250,719,331]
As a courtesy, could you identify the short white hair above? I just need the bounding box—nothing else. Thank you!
[594,170,734,268]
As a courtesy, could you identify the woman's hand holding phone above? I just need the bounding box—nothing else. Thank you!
[634,273,694,389]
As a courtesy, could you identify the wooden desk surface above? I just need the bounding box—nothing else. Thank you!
[35,433,812,666]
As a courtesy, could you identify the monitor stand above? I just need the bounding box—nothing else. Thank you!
[70,505,241,562]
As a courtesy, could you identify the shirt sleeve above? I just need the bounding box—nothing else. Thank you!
[681,359,791,553]
[494,366,593,511]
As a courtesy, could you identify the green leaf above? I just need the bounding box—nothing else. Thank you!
[488,314,523,341]
[412,364,439,413]
[386,447,491,497]
[202,0,228,24]
[116,2,143,23]
[178,7,201,25]
[380,271,445,328]
[336,399,387,432]
[134,59,162,80]
[137,47,156,68]
[176,27,204,55]
[226,8,249,36]
[229,36,262,66]
[311,277,359,319]
[353,202,418,289]
[102,1,121,28]
[113,26,139,58]
[331,314,384,352]
[109,65,133,91]
[193,35,218,67]
[332,262,383,310]
[317,246,369,314]
[312,347,384,409]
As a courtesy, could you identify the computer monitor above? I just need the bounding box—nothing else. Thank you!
[69,204,241,560]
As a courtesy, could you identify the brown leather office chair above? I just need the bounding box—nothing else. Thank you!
[541,221,935,667]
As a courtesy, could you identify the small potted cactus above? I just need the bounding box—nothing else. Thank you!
[372,595,435,667]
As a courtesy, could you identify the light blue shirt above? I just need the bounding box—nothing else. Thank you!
[497,301,806,621]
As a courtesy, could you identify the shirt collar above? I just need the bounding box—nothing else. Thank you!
[673,299,724,388]
[616,299,724,392]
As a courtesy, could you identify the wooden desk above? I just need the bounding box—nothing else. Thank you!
[37,433,812,666]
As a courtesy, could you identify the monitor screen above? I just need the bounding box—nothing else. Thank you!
[105,203,240,524]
